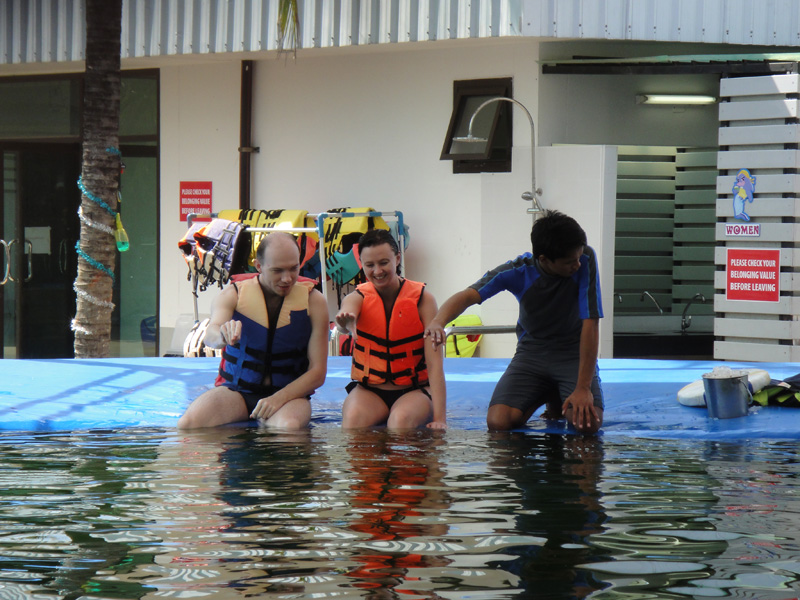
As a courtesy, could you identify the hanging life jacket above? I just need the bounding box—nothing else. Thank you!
[351,279,429,387]
[178,220,209,281]
[218,208,318,273]
[322,207,390,286]
[215,277,314,393]
[445,313,483,358]
[191,218,245,290]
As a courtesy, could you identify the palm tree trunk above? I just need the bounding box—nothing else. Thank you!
[73,0,122,358]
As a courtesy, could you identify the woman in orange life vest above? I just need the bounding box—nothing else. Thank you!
[335,229,446,429]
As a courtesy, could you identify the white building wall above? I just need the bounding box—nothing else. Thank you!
[159,60,241,351]
[252,40,540,357]
[158,39,553,357]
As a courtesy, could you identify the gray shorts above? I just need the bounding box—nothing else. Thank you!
[489,346,604,414]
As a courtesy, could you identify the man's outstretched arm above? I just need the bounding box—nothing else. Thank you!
[423,288,482,351]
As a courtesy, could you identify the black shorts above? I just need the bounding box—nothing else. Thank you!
[489,346,604,414]
[221,384,309,414]
[346,381,431,410]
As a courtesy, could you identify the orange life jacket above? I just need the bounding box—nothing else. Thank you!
[351,279,428,387]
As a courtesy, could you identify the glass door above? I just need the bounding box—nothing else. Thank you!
[1,145,81,358]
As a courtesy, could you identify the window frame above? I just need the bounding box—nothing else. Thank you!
[440,77,513,174]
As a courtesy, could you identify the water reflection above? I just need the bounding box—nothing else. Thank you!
[480,433,607,598]
[2,432,800,598]
[341,430,451,598]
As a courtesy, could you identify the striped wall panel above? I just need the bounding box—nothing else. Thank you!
[614,145,716,337]
[715,71,800,362]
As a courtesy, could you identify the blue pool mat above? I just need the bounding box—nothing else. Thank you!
[1,356,800,439]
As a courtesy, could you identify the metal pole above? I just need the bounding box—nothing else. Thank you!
[465,97,544,216]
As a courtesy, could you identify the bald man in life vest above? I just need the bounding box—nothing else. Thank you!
[178,232,329,429]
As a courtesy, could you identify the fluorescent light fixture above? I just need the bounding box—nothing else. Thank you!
[635,94,718,105]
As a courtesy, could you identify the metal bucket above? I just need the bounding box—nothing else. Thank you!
[702,372,751,419]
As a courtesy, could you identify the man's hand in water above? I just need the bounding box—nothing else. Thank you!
[562,386,599,432]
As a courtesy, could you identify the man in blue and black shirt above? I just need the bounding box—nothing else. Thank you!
[425,210,604,433]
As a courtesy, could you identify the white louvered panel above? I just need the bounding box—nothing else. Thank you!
[720,73,800,97]
[719,124,800,146]
[716,174,800,195]
[715,197,800,218]
[714,247,799,269]
[715,340,794,362]
[715,317,800,340]
[714,293,798,317]
[718,149,800,170]
[714,270,795,292]
[719,99,800,122]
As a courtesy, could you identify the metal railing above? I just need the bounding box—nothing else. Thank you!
[330,323,517,356]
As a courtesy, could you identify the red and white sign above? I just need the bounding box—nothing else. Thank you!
[725,223,761,237]
[726,248,780,302]
[179,181,212,222]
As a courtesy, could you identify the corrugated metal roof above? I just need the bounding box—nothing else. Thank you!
[523,0,800,46]
[0,0,524,66]
[5,0,800,68]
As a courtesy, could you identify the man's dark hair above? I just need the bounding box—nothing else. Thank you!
[530,210,587,260]
[358,228,399,255]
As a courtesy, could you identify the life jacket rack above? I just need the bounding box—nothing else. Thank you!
[181,210,407,357]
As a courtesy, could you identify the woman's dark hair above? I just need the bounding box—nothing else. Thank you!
[358,228,399,255]
[530,210,587,260]
[358,229,401,274]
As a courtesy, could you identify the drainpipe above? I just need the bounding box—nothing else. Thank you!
[238,60,259,211]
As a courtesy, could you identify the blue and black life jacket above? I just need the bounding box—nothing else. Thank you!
[215,277,314,392]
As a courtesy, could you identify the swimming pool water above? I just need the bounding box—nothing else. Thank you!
[1,427,799,599]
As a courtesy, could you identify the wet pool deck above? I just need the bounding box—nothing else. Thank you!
[1,356,799,439]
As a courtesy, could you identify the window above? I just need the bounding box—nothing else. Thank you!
[440,78,512,173]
